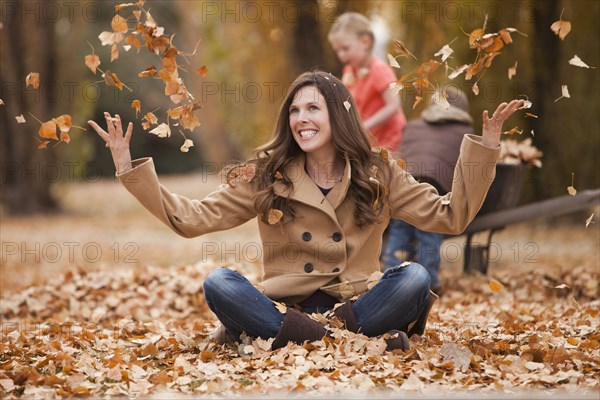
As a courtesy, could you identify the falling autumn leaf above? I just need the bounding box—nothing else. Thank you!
[554,84,570,102]
[568,55,595,69]
[111,43,119,62]
[567,172,577,196]
[503,126,523,135]
[397,159,406,169]
[138,66,157,78]
[15,114,26,123]
[448,64,468,80]
[387,54,401,69]
[393,39,417,59]
[267,209,283,224]
[343,100,351,112]
[0,99,4,105]
[149,123,171,138]
[434,44,454,62]
[180,138,193,152]
[38,140,50,149]
[412,96,423,110]
[111,14,129,33]
[60,132,71,143]
[585,213,594,228]
[103,70,124,90]
[508,61,518,79]
[26,72,40,89]
[84,54,101,75]
[550,9,572,40]
[131,100,141,117]
[196,65,208,77]
[489,279,504,293]
[39,121,58,140]
[472,82,479,95]
[142,112,158,130]
[52,114,72,132]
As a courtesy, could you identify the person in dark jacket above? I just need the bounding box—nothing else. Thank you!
[382,86,473,294]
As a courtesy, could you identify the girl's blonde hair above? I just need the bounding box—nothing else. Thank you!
[328,12,374,44]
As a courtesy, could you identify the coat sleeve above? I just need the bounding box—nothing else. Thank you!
[116,157,257,238]
[388,134,500,234]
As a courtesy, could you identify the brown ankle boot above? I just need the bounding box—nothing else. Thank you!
[332,301,361,333]
[271,309,328,350]
[407,290,439,337]
[384,330,410,351]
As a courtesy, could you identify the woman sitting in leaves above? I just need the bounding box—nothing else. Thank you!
[89,71,523,351]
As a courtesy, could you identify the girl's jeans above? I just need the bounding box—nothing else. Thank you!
[203,262,430,340]
[382,219,443,289]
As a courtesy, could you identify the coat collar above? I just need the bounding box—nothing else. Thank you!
[273,153,352,221]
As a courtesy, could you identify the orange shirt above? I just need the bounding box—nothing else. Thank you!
[342,57,406,152]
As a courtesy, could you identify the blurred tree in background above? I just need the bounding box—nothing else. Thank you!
[1,0,598,215]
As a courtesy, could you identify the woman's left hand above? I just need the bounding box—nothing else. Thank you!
[481,99,525,148]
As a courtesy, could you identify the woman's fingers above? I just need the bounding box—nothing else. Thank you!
[124,121,133,143]
[87,120,110,143]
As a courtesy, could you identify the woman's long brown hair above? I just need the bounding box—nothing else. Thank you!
[226,71,390,228]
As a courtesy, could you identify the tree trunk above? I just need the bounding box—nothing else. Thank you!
[1,0,59,215]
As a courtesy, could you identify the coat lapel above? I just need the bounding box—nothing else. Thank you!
[273,154,352,222]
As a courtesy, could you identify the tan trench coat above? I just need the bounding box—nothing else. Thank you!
[117,134,499,306]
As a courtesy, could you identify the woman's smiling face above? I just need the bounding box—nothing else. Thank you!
[289,85,335,158]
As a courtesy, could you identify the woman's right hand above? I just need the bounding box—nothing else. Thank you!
[88,112,133,174]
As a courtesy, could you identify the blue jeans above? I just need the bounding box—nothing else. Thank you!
[203,263,430,340]
[382,219,443,288]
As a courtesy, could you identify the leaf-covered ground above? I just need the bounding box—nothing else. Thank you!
[1,175,598,398]
[1,259,598,398]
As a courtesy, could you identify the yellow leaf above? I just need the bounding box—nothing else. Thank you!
[267,209,283,225]
[397,159,406,169]
[567,337,579,346]
[585,213,594,228]
[550,10,571,40]
[489,279,504,293]
[339,282,355,300]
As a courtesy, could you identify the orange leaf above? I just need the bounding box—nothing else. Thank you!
[141,112,158,130]
[103,70,123,90]
[131,100,141,117]
[489,279,504,293]
[499,29,513,44]
[38,140,50,149]
[26,72,40,89]
[111,14,128,33]
[39,121,58,140]
[165,81,180,96]
[138,66,157,78]
[469,28,484,48]
[503,126,523,135]
[125,35,141,51]
[53,114,72,132]
[84,54,101,75]
[60,132,71,143]
[196,65,208,78]
[397,159,406,169]
[268,209,283,225]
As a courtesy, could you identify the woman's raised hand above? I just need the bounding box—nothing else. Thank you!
[88,112,133,174]
[481,99,525,148]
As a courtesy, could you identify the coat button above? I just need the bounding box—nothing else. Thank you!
[332,232,342,242]
[302,232,312,241]
[304,263,314,273]
[332,267,340,273]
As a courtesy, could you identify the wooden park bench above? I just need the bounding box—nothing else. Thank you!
[459,163,600,274]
